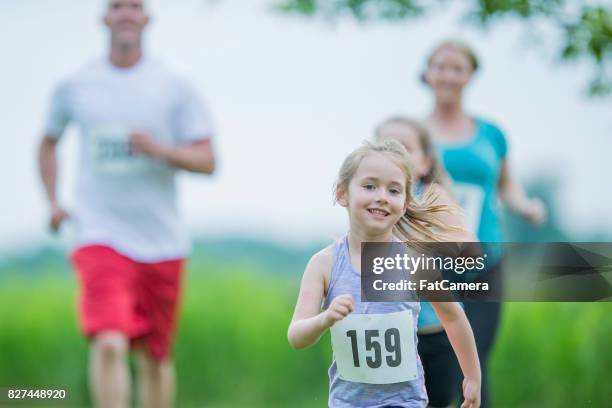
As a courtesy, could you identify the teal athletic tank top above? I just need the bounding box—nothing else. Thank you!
[435,117,507,244]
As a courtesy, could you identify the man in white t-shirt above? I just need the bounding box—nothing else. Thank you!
[37,1,215,407]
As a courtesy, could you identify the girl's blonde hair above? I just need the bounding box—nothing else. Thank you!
[334,140,455,242]
[375,116,453,191]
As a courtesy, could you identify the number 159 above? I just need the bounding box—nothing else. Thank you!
[346,329,402,368]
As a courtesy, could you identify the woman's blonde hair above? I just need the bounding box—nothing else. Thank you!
[428,40,479,70]
[375,116,453,191]
[334,140,455,242]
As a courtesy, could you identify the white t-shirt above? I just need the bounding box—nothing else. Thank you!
[45,57,214,262]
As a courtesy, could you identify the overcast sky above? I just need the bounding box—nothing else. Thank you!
[1,0,610,252]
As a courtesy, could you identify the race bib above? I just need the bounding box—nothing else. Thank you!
[453,182,485,233]
[330,310,418,384]
[90,127,150,174]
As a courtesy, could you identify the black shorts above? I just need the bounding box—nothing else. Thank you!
[417,330,461,408]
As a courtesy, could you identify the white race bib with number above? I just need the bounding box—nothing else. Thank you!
[453,182,485,233]
[90,127,150,174]
[330,310,418,384]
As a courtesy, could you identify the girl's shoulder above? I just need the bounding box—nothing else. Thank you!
[309,243,335,274]
[306,242,341,292]
[310,244,334,264]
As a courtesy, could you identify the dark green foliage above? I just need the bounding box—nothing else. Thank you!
[474,0,565,19]
[276,0,612,97]
[276,0,425,21]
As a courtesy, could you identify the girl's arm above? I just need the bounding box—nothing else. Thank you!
[431,301,481,408]
[287,247,354,349]
[498,159,546,225]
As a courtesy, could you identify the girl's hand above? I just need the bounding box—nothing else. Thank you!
[323,294,354,327]
[460,377,481,408]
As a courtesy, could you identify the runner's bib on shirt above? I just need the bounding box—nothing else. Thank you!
[453,182,485,234]
[330,310,418,384]
[90,127,151,174]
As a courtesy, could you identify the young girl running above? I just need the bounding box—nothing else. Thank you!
[376,117,475,408]
[287,140,481,408]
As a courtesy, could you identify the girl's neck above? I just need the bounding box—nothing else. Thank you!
[347,227,393,257]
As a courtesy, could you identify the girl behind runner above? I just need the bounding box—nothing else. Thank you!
[287,140,481,408]
[376,117,475,407]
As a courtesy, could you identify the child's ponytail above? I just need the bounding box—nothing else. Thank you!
[394,184,459,242]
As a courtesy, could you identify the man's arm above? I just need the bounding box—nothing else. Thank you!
[38,135,69,232]
[130,133,215,174]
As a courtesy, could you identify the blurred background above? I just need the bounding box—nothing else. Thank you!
[1,0,610,407]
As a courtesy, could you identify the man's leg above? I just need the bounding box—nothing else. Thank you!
[89,331,131,408]
[135,346,175,408]
[133,258,184,408]
[71,246,141,408]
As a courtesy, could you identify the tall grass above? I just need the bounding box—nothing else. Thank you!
[0,264,610,407]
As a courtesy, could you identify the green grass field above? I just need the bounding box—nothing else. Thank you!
[0,261,610,407]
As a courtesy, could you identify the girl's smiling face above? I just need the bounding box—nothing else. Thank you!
[336,152,409,237]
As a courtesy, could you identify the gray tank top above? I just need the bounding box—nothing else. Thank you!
[323,236,427,408]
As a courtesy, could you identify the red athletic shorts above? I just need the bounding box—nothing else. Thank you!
[71,245,184,361]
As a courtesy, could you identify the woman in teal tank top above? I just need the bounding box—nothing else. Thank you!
[422,40,547,408]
